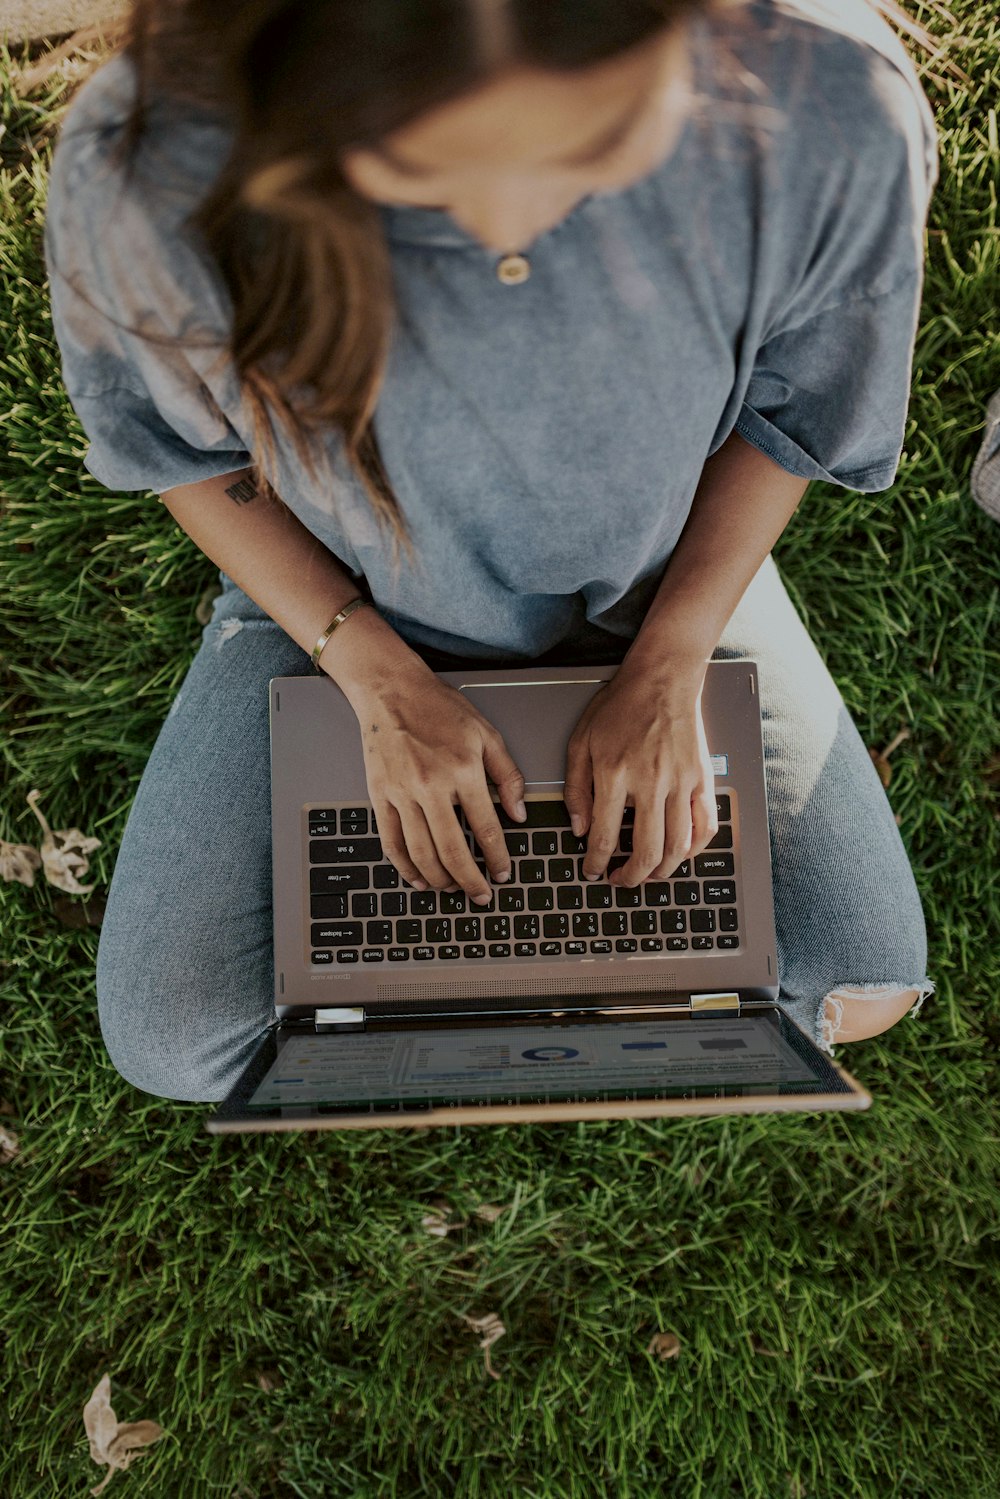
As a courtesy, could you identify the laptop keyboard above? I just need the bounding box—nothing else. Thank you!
[307,796,740,966]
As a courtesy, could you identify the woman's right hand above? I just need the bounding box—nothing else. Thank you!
[343,659,527,906]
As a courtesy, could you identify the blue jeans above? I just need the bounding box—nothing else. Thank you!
[95,554,934,1102]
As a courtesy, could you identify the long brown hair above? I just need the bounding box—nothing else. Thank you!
[49,0,951,573]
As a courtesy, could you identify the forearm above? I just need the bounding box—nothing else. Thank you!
[620,430,810,691]
[158,466,423,700]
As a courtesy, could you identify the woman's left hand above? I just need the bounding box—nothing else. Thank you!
[562,659,720,886]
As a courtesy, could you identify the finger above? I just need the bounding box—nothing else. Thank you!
[689,783,720,858]
[374,800,429,890]
[481,733,527,824]
[395,802,455,891]
[459,780,513,890]
[582,779,628,881]
[562,731,594,839]
[425,795,497,903]
[609,791,666,887]
[648,790,694,880]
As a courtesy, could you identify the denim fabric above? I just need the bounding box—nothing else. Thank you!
[44,0,938,660]
[95,553,933,1102]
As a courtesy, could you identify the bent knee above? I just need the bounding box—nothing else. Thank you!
[822,983,925,1046]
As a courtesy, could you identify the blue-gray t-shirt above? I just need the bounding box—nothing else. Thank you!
[43,0,938,661]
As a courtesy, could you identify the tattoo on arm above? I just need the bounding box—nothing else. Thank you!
[224,476,259,506]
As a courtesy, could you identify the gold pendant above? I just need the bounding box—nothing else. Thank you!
[496,253,530,285]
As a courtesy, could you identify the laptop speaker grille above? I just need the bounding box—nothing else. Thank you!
[375,971,677,1004]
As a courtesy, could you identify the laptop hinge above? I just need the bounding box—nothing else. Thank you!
[690,991,742,1014]
[314,1007,366,1033]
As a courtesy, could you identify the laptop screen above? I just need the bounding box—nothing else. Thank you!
[229,1006,850,1117]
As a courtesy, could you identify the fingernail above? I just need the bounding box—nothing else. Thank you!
[571,814,585,837]
[474,893,492,906]
[496,870,510,882]
[515,800,527,822]
[584,871,600,882]
[411,880,427,891]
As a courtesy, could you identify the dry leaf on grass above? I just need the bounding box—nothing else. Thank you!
[0,1125,20,1163]
[868,727,911,789]
[0,840,42,888]
[83,1374,165,1495]
[646,1331,681,1360]
[26,789,101,895]
[10,20,129,98]
[458,1312,506,1380]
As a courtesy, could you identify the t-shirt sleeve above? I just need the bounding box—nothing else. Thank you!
[43,77,252,495]
[733,30,939,493]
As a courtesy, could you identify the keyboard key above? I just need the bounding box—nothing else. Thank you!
[673,882,700,905]
[366,921,393,944]
[547,859,575,882]
[630,911,657,935]
[396,920,422,944]
[589,940,612,954]
[455,918,480,942]
[488,943,511,957]
[519,860,545,883]
[311,950,333,964]
[310,837,381,863]
[572,913,598,938]
[543,914,569,938]
[602,912,628,936]
[669,860,691,879]
[504,832,529,857]
[619,828,633,853]
[716,795,731,820]
[498,889,522,911]
[717,935,740,949]
[692,936,714,950]
[532,831,559,856]
[373,864,399,888]
[645,883,672,907]
[614,887,641,908]
[720,909,739,932]
[527,887,554,911]
[426,919,451,943]
[410,891,437,915]
[707,825,733,850]
[514,915,539,940]
[640,937,664,952]
[439,946,460,959]
[414,946,435,960]
[311,894,347,920]
[615,938,637,953]
[387,947,410,961]
[585,884,613,909]
[485,917,510,940]
[566,941,586,955]
[308,809,336,835]
[557,886,583,910]
[440,891,466,914]
[335,948,359,963]
[540,941,561,956]
[352,893,378,918]
[463,944,486,958]
[381,892,406,917]
[695,853,735,876]
[690,910,716,933]
[561,832,587,855]
[316,922,362,944]
[340,806,369,826]
[497,800,571,829]
[514,942,537,957]
[310,866,369,893]
[704,881,737,903]
[362,948,385,963]
[660,910,687,934]
[665,937,689,950]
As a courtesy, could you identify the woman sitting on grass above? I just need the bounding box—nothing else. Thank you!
[45,0,937,1102]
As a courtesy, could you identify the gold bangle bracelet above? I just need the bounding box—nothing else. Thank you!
[311,597,370,671]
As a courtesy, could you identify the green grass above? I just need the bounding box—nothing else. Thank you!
[2,4,999,1495]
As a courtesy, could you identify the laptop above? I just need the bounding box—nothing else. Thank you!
[205,660,871,1133]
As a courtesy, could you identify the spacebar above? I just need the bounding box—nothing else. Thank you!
[493,799,571,829]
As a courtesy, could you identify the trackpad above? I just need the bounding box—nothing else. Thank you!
[458,680,608,787]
